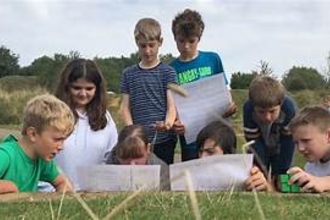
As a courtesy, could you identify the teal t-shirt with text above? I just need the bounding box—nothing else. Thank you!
[170,51,228,85]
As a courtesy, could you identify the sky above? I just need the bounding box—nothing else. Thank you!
[1,0,330,79]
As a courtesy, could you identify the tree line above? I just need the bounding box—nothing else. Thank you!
[1,45,329,92]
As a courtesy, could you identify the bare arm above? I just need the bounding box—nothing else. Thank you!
[288,166,330,193]
[0,180,19,194]
[52,174,73,193]
[165,89,177,129]
[119,94,133,126]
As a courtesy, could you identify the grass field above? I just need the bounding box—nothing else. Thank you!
[1,192,330,219]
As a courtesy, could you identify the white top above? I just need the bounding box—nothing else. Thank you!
[305,160,330,177]
[39,110,118,192]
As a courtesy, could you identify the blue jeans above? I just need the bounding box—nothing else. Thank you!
[179,135,199,161]
[251,135,295,175]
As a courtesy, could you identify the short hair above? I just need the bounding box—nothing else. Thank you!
[196,120,237,154]
[172,8,205,39]
[249,76,285,108]
[289,105,330,134]
[116,125,149,159]
[134,18,162,42]
[22,94,75,136]
[55,58,108,131]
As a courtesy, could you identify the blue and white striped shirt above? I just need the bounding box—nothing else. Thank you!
[120,62,178,144]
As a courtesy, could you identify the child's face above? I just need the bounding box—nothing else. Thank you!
[136,38,162,65]
[174,35,199,60]
[29,126,68,161]
[254,105,281,124]
[118,144,150,165]
[199,139,224,158]
[69,78,96,110]
[292,124,330,162]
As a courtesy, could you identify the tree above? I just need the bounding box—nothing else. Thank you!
[251,60,274,76]
[230,72,257,89]
[282,66,326,91]
[0,45,20,77]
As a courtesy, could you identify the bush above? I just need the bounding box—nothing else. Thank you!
[0,87,47,124]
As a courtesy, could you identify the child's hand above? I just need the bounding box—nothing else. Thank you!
[244,166,271,192]
[153,121,171,132]
[172,119,185,135]
[288,167,325,193]
[223,102,237,118]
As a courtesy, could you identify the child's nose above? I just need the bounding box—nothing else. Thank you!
[264,113,272,123]
[79,89,87,96]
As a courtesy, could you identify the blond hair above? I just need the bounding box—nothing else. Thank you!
[249,76,285,108]
[289,106,330,133]
[134,18,162,42]
[22,94,75,136]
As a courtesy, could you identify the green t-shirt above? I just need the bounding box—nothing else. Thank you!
[0,135,60,192]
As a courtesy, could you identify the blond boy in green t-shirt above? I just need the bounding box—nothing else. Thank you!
[0,94,75,194]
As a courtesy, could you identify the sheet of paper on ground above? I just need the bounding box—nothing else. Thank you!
[77,165,160,192]
[172,73,231,144]
[170,154,253,191]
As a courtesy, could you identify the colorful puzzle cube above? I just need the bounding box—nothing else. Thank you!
[279,174,300,193]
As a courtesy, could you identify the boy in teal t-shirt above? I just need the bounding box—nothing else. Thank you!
[170,9,236,161]
[0,94,75,193]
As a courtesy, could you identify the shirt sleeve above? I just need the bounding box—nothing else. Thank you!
[0,149,10,178]
[214,52,228,85]
[120,68,129,94]
[243,100,260,140]
[103,111,119,164]
[40,160,61,183]
[166,66,178,85]
[281,96,297,133]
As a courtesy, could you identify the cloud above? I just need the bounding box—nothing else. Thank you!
[0,0,329,78]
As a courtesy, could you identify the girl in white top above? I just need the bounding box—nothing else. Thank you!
[50,59,118,191]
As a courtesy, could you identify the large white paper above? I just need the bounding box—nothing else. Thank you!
[76,165,160,192]
[170,154,253,191]
[172,74,231,144]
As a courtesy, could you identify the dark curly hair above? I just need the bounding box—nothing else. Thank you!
[172,8,205,39]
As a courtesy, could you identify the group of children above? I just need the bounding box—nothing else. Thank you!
[1,9,330,194]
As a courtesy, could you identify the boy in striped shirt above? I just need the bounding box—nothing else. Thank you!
[120,18,177,165]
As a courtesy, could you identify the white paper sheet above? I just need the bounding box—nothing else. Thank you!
[170,154,253,191]
[172,73,231,144]
[76,165,160,192]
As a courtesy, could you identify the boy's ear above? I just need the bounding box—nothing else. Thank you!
[26,127,38,143]
[327,129,330,142]
[158,37,163,46]
[146,143,152,153]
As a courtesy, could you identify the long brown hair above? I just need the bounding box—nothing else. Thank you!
[55,58,108,131]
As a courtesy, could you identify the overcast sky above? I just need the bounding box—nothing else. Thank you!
[1,0,330,78]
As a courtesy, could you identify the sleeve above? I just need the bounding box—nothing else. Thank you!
[103,111,119,163]
[243,100,260,141]
[281,96,297,133]
[166,66,178,85]
[0,149,10,178]
[120,68,129,94]
[214,52,228,85]
[40,160,61,183]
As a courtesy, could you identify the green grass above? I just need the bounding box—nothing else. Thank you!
[1,192,330,219]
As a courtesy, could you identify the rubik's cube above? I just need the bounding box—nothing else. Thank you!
[279,174,300,193]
